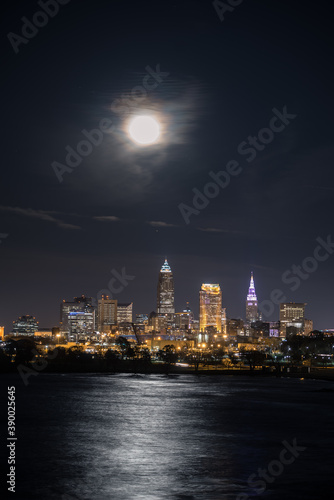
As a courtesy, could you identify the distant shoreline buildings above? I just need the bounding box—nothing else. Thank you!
[2,258,328,345]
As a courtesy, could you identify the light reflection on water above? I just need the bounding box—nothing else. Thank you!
[3,374,333,500]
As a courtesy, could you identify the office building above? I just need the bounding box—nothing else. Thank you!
[97,296,117,333]
[12,315,39,336]
[60,295,95,340]
[149,311,167,333]
[35,329,53,338]
[157,259,175,315]
[117,302,133,323]
[279,302,306,337]
[304,318,314,336]
[221,307,227,336]
[246,272,258,324]
[251,321,270,338]
[269,321,280,337]
[199,284,222,333]
[136,313,149,325]
[175,304,194,330]
[227,318,245,338]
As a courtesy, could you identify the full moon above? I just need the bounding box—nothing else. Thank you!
[129,115,160,145]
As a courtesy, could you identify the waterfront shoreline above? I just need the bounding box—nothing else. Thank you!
[2,366,334,382]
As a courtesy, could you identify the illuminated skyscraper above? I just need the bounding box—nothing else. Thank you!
[61,295,95,340]
[157,259,175,315]
[97,296,117,333]
[117,302,133,323]
[12,315,39,336]
[280,302,306,337]
[175,303,194,330]
[221,307,227,336]
[246,272,258,324]
[199,284,222,333]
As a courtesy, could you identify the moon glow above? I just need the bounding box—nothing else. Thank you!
[129,115,160,145]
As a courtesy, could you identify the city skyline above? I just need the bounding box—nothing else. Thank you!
[2,257,330,334]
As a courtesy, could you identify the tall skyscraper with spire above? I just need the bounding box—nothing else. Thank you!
[246,272,258,324]
[157,258,175,315]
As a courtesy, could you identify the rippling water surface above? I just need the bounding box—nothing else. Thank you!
[1,373,333,499]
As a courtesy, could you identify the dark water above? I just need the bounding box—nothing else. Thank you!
[1,373,333,499]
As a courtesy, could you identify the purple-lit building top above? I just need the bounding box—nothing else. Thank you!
[246,272,258,324]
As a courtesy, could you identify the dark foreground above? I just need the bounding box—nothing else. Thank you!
[0,373,333,500]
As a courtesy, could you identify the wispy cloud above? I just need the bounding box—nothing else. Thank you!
[197,227,245,234]
[147,220,178,228]
[0,206,81,230]
[93,216,120,222]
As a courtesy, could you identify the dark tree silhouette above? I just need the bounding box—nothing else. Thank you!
[157,345,177,374]
[240,349,267,373]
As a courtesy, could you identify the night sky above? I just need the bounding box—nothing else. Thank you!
[1,0,333,332]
